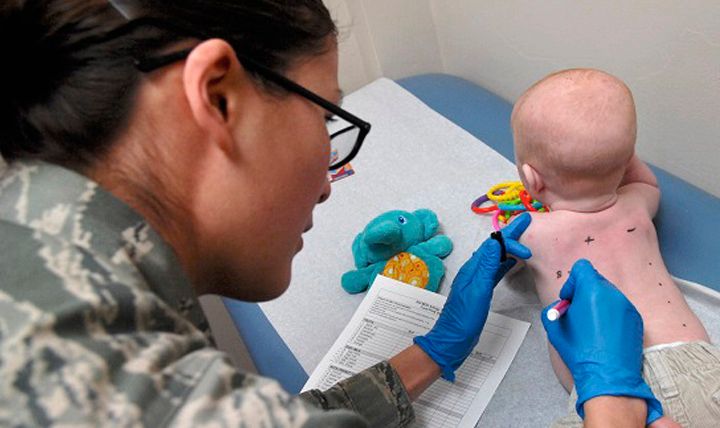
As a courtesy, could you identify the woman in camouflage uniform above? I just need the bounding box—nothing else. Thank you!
[0,0,661,426]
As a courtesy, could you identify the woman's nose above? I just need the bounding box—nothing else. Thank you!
[318,178,331,204]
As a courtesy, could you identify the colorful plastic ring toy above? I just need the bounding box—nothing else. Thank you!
[471,194,499,214]
[487,181,523,202]
[498,203,525,211]
[519,190,537,212]
[472,205,498,214]
[492,210,502,231]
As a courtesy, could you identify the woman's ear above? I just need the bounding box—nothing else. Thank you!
[182,39,248,157]
[521,163,545,199]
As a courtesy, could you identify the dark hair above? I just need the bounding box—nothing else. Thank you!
[0,0,336,167]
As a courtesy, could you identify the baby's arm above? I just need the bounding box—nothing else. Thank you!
[619,153,658,188]
[618,154,660,217]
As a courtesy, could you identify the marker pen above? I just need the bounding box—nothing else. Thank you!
[546,299,570,321]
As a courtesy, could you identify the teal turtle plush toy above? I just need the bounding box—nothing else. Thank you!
[341,209,453,294]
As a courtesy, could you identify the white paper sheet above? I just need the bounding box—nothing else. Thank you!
[303,275,530,428]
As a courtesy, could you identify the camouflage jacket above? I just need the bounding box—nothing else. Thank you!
[0,161,414,427]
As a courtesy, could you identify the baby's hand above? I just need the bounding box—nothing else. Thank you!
[648,415,681,428]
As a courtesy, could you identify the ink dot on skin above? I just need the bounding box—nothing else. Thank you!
[556,270,562,279]
[667,300,671,304]
[627,227,637,233]
[683,323,687,327]
[649,262,653,266]
[659,282,663,286]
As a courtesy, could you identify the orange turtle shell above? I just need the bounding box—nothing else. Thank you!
[381,252,430,289]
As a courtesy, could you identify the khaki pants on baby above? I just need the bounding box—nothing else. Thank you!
[552,341,720,428]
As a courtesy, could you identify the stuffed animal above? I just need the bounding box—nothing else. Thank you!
[342,209,453,294]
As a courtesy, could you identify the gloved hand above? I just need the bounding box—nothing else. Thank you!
[414,213,532,381]
[541,259,663,424]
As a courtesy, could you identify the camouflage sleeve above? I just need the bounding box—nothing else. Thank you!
[299,361,415,428]
[162,350,373,428]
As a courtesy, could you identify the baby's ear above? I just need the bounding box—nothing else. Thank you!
[521,163,544,197]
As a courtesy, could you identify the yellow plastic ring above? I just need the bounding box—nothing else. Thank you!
[487,181,523,202]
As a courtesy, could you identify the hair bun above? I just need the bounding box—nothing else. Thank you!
[0,1,58,157]
[1,2,65,105]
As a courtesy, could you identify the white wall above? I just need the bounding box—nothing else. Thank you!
[328,0,720,198]
[323,0,382,92]
[324,0,443,92]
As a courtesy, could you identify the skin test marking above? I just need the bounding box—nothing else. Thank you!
[627,227,636,233]
[584,236,595,245]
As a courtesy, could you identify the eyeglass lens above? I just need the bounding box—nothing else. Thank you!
[328,116,360,168]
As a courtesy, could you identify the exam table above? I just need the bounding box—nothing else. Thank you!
[221,74,720,425]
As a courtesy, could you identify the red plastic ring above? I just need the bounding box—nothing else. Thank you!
[519,190,537,212]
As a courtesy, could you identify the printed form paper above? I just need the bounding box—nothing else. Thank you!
[303,275,530,428]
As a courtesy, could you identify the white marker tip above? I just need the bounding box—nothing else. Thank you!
[547,309,560,321]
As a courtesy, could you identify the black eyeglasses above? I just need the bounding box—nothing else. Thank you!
[102,0,370,171]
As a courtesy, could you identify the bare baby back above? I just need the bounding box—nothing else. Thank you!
[520,188,709,349]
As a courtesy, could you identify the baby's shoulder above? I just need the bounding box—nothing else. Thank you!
[519,211,563,242]
[617,183,661,217]
[524,202,654,237]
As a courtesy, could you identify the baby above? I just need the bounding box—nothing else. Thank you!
[511,69,719,427]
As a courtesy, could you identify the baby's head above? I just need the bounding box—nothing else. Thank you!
[511,69,636,209]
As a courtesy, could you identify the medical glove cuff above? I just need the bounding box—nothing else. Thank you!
[413,334,472,382]
[574,369,663,423]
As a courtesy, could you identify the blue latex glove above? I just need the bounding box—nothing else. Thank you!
[414,213,532,381]
[541,259,663,424]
